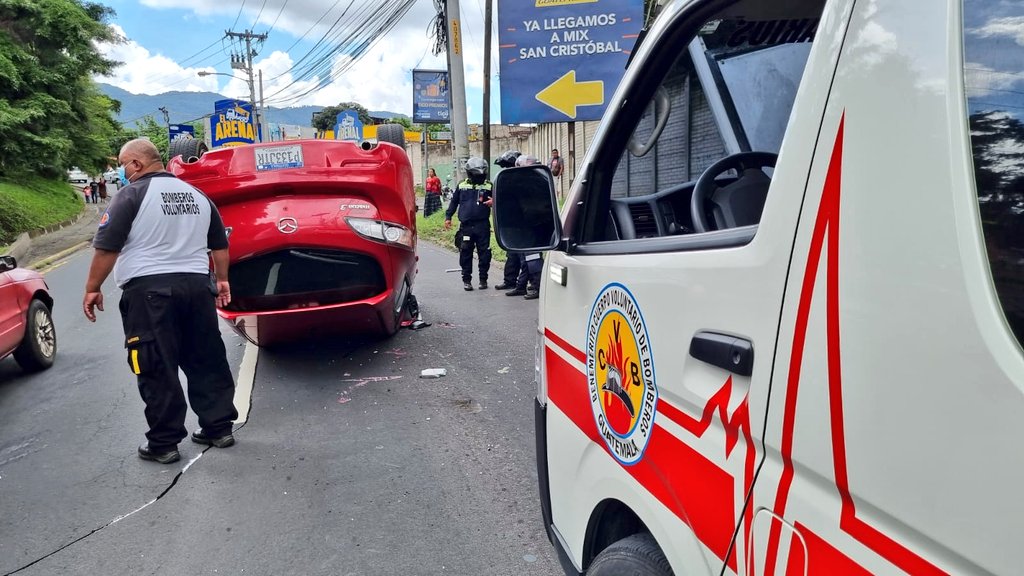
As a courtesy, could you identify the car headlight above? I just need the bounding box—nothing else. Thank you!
[345,217,414,250]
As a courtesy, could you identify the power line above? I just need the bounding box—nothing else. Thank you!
[231,0,248,30]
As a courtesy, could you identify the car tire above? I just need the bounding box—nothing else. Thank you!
[169,136,208,164]
[587,533,673,576]
[377,124,405,149]
[13,299,56,372]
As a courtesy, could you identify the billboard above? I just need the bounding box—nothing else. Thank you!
[412,69,451,123]
[168,124,195,142]
[210,99,258,148]
[497,0,643,123]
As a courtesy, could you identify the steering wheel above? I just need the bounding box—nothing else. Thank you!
[690,151,778,233]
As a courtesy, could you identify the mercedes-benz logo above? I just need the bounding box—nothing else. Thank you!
[277,217,298,234]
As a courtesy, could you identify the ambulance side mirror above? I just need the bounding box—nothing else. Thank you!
[492,166,562,252]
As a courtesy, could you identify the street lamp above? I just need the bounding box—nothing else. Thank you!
[197,71,263,142]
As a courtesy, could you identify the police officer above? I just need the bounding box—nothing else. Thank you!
[83,138,238,465]
[492,150,522,291]
[444,157,493,291]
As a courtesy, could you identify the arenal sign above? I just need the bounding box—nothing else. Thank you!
[498,0,643,123]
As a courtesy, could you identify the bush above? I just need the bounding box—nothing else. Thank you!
[0,177,83,244]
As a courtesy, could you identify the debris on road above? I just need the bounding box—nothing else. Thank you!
[420,368,447,378]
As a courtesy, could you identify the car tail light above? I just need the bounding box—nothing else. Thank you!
[345,218,415,250]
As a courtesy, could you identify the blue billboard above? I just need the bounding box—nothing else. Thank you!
[334,110,363,141]
[168,124,195,142]
[210,99,258,148]
[497,0,643,123]
[412,69,451,123]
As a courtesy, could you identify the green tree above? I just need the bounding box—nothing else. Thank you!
[311,102,373,131]
[0,0,121,177]
[116,115,169,161]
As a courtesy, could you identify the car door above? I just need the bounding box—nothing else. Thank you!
[538,0,845,571]
[0,269,25,356]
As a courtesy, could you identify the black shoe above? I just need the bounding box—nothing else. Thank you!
[524,290,540,300]
[138,444,181,464]
[506,288,527,297]
[494,282,514,290]
[479,281,488,290]
[463,282,474,291]
[191,430,236,448]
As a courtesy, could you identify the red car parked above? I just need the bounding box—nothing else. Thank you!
[0,256,56,371]
[167,129,419,347]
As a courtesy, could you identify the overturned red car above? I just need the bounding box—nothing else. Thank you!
[167,129,418,347]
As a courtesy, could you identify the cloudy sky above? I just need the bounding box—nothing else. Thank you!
[95,0,501,122]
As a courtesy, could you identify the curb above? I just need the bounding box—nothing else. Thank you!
[30,241,92,272]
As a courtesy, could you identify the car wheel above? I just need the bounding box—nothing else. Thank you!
[588,533,673,576]
[13,299,56,372]
[169,136,208,164]
[377,124,405,149]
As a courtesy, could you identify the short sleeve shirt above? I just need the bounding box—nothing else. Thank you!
[93,172,228,287]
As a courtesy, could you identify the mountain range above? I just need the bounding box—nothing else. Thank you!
[97,83,406,128]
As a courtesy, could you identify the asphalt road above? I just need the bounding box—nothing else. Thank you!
[0,241,560,575]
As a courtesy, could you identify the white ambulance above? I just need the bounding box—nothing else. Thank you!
[492,0,1024,574]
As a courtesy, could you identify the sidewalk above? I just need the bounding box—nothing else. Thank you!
[20,202,105,267]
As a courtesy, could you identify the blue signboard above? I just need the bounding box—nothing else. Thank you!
[168,124,195,142]
[334,110,363,141]
[211,99,258,148]
[412,69,451,123]
[497,0,643,123]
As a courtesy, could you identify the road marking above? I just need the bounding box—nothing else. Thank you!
[233,340,258,425]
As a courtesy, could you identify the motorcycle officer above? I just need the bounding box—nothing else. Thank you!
[444,157,493,291]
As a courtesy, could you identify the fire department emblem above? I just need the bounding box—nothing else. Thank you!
[586,283,658,466]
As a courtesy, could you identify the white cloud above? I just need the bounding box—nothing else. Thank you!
[95,25,217,95]
[965,61,1023,98]
[973,16,1024,46]
[96,1,501,116]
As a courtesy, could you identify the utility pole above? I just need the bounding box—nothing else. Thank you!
[226,29,267,142]
[259,69,268,142]
[158,107,170,127]
[482,0,492,166]
[445,0,470,182]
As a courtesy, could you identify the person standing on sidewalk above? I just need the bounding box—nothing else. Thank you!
[82,138,238,465]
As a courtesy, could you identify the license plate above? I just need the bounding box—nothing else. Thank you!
[255,145,304,171]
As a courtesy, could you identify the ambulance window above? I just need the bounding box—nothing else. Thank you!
[963,0,1024,344]
[578,2,823,250]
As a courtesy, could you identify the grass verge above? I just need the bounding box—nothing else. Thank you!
[417,209,506,263]
[0,177,83,244]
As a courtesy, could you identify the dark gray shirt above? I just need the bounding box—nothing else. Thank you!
[93,172,228,287]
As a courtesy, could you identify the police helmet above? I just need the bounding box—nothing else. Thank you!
[466,156,488,183]
[495,150,521,168]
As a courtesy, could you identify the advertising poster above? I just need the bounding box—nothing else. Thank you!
[210,99,258,148]
[497,0,643,123]
[334,110,364,141]
[412,69,451,123]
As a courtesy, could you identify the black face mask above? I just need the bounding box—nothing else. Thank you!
[468,173,486,185]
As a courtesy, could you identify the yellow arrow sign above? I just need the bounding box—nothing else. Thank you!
[535,71,604,119]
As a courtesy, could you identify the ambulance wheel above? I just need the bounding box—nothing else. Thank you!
[377,124,405,148]
[588,533,673,576]
[13,299,56,372]
[169,137,208,164]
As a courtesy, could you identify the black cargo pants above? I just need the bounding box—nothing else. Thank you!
[457,220,492,283]
[119,273,238,451]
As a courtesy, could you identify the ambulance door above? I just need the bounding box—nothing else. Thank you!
[751,0,1024,575]
[537,1,839,572]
